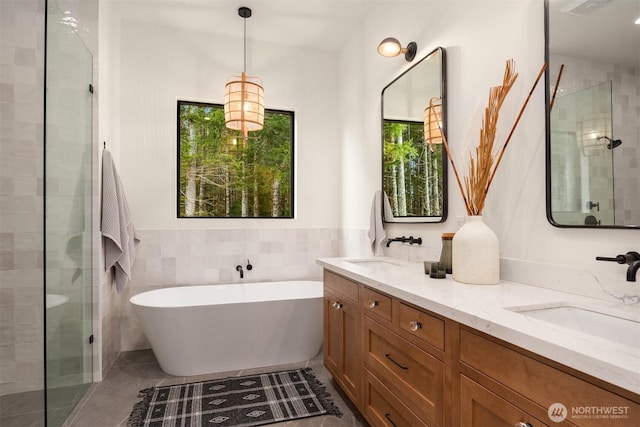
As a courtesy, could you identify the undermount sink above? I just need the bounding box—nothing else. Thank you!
[346,259,403,268]
[506,302,640,349]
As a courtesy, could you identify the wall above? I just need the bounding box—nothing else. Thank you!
[97,0,122,378]
[0,0,100,397]
[118,21,342,231]
[106,0,639,359]
[339,0,639,303]
[112,19,346,350]
[0,0,46,397]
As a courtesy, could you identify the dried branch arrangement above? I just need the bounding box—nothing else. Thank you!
[438,60,547,215]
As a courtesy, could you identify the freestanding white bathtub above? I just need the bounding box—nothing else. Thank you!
[129,281,323,376]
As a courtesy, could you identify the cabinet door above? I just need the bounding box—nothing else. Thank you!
[324,292,342,377]
[460,375,549,427]
[323,290,361,403]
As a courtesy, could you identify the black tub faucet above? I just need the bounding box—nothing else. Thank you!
[628,260,640,282]
[236,265,244,279]
[596,251,640,282]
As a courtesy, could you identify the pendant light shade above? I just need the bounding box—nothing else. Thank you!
[424,97,443,151]
[224,72,264,136]
[224,7,264,138]
[577,118,610,155]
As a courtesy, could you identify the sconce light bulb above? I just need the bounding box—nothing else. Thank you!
[635,16,640,25]
[377,37,402,57]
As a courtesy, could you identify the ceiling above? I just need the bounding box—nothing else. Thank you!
[109,0,376,52]
[549,0,640,68]
[108,0,639,66]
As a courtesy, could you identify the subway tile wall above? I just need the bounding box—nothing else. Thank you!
[0,0,46,396]
[118,228,370,351]
[550,53,640,226]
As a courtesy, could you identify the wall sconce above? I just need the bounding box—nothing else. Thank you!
[424,97,443,151]
[224,7,264,139]
[377,37,417,62]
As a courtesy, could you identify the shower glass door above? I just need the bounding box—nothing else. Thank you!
[549,81,615,226]
[44,1,93,425]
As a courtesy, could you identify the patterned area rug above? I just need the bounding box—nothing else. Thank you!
[127,368,342,427]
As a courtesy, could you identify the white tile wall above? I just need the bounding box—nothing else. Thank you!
[0,0,45,397]
[118,227,361,351]
[550,53,640,226]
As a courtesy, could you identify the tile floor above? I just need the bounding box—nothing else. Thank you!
[63,350,367,427]
[0,383,88,427]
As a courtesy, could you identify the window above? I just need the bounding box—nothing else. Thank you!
[177,101,294,218]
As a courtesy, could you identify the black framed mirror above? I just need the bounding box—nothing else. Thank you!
[545,0,640,228]
[381,47,447,223]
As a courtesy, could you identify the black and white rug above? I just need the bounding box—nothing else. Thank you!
[127,368,342,427]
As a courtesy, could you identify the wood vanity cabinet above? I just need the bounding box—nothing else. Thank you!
[459,374,549,427]
[323,271,361,405]
[322,270,640,427]
[459,327,640,427]
[362,286,448,427]
[323,271,450,426]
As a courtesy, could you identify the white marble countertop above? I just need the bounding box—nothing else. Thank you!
[316,256,640,395]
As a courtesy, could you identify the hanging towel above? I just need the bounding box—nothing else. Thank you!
[101,149,140,293]
[368,190,392,255]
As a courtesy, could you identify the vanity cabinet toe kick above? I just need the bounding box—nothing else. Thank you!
[322,270,640,427]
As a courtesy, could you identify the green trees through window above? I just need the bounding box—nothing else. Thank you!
[383,120,443,217]
[178,101,294,218]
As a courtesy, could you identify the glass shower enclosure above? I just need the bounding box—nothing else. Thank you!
[44,1,94,425]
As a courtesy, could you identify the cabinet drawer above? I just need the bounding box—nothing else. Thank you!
[364,370,429,427]
[460,328,640,427]
[397,302,445,351]
[324,270,359,303]
[364,317,445,426]
[460,374,549,427]
[362,287,392,322]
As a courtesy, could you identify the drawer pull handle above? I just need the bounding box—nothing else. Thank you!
[367,300,379,308]
[408,320,421,331]
[385,353,408,370]
[332,301,342,310]
[384,413,398,427]
[514,423,533,427]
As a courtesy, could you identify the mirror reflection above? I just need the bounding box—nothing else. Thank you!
[546,0,640,228]
[382,47,447,223]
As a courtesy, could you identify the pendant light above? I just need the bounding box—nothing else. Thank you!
[424,97,443,152]
[224,7,264,139]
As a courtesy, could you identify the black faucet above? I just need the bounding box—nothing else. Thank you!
[628,260,640,282]
[596,251,640,282]
[236,260,252,279]
[386,236,423,247]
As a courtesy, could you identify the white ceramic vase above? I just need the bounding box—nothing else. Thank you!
[452,215,500,285]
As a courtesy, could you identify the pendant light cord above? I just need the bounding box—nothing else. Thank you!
[243,15,247,73]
